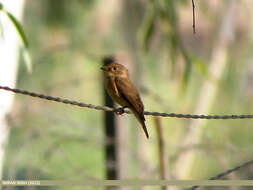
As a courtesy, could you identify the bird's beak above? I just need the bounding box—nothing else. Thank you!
[100,66,107,71]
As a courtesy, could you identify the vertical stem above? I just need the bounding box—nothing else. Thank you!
[192,0,196,34]
[154,117,169,190]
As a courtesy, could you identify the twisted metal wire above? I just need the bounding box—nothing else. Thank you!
[1,85,253,187]
[1,85,253,120]
[186,159,253,190]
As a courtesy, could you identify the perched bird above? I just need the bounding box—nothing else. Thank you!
[101,62,149,139]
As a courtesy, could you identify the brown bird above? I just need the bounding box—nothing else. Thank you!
[101,62,149,139]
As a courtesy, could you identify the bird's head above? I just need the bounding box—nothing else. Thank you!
[101,63,128,77]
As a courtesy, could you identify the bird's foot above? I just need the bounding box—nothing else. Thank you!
[115,106,127,115]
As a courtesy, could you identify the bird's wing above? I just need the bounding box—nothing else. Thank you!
[115,77,145,120]
[115,77,149,138]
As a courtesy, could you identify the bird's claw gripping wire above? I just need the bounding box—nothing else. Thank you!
[115,106,127,115]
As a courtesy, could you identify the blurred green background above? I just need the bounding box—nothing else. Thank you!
[2,0,253,189]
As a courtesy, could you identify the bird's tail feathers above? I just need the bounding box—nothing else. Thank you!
[133,111,149,139]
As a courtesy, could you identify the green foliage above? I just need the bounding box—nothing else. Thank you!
[0,19,3,39]
[0,2,31,72]
[140,0,192,91]
[4,10,28,47]
[141,5,157,52]
[0,2,28,47]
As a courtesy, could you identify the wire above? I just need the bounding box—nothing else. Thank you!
[186,159,253,190]
[0,85,253,120]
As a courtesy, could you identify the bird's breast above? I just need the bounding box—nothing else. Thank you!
[105,77,129,107]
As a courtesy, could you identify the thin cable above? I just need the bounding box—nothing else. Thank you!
[1,85,253,120]
[186,159,253,190]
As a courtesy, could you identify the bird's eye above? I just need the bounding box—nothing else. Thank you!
[113,67,117,71]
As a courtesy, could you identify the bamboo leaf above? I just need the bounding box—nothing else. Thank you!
[4,9,29,48]
[21,46,32,73]
[0,3,3,38]
[193,56,214,81]
[0,19,4,39]
[193,57,208,76]
[180,43,192,91]
[141,7,156,52]
[0,4,32,72]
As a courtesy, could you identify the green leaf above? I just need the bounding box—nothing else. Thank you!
[159,0,178,27]
[0,3,4,39]
[193,56,214,81]
[169,34,178,68]
[141,7,156,52]
[21,46,32,73]
[0,5,31,72]
[4,10,29,48]
[193,57,208,76]
[179,42,192,91]
[0,19,4,39]
[182,50,192,91]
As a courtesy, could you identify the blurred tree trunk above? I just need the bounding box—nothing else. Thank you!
[174,0,236,180]
[0,0,26,180]
[116,114,128,190]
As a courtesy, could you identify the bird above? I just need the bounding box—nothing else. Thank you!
[101,61,149,139]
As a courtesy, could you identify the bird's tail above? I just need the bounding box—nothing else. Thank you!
[133,111,149,139]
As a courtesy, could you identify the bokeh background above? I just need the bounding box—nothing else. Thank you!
[1,0,253,189]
